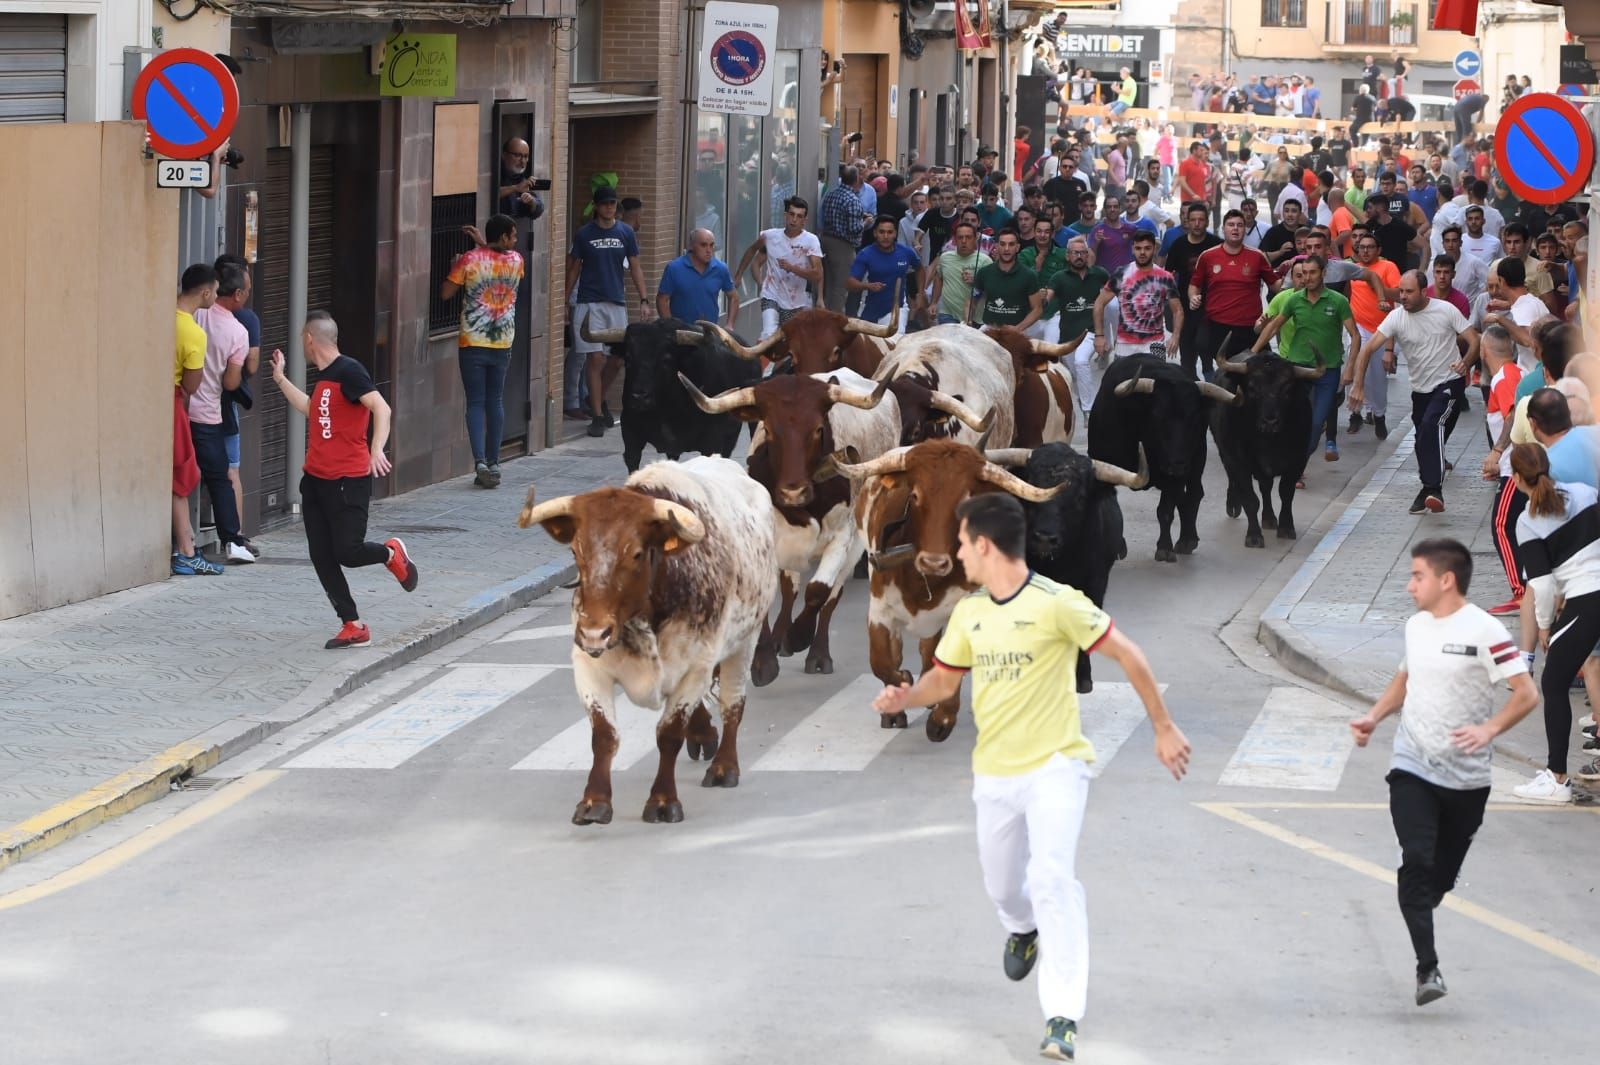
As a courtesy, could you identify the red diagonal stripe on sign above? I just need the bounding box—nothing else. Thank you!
[154,69,216,140]
[1511,114,1576,184]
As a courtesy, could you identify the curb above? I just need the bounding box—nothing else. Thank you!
[0,558,576,875]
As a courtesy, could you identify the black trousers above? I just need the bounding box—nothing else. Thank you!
[1175,309,1208,380]
[190,421,241,547]
[1194,320,1256,381]
[1387,769,1489,974]
[1541,589,1600,776]
[300,473,389,623]
[1411,378,1464,490]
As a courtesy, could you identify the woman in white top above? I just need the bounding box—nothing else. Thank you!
[1510,442,1600,804]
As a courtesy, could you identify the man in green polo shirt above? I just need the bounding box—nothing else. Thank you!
[1248,254,1361,459]
[1022,217,1068,331]
[976,230,1043,331]
[1049,235,1111,416]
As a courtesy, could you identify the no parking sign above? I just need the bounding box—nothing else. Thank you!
[697,2,778,116]
[1494,93,1596,206]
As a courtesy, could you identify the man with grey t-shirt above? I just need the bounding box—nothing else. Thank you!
[1350,538,1536,1008]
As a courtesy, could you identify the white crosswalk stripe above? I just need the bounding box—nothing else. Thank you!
[284,665,553,770]
[1218,686,1354,790]
[511,694,663,772]
[492,624,572,645]
[1080,682,1167,779]
[752,675,925,772]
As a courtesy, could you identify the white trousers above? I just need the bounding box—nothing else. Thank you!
[874,306,910,337]
[1069,331,1104,415]
[1358,324,1397,417]
[973,753,1091,1023]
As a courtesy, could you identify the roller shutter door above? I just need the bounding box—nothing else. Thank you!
[0,14,66,124]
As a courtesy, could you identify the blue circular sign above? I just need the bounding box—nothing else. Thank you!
[1454,50,1481,78]
[1494,93,1595,205]
[710,31,765,87]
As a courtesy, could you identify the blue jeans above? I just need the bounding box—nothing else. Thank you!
[190,421,241,546]
[936,312,963,325]
[459,346,511,465]
[1305,367,1341,459]
[1109,101,1129,116]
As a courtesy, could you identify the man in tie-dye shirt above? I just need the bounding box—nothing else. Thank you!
[442,214,525,488]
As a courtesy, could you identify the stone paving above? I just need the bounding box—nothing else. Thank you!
[0,417,629,830]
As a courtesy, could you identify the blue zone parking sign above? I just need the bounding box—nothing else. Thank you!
[697,2,778,116]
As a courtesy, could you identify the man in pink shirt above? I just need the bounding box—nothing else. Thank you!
[191,263,254,564]
[1425,254,1470,317]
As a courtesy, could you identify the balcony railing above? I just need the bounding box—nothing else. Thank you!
[1323,0,1419,49]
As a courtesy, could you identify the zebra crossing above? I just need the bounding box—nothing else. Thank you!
[272,619,1385,790]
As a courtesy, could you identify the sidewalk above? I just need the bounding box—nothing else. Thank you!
[0,418,621,871]
[1258,398,1553,771]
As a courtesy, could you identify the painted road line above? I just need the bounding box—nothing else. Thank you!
[1218,686,1354,790]
[752,674,924,772]
[493,624,574,645]
[1198,801,1600,978]
[511,694,663,772]
[284,666,553,770]
[0,771,284,912]
[1082,682,1167,778]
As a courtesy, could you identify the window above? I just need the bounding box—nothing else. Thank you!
[574,0,602,84]
[429,193,477,334]
[1260,0,1306,28]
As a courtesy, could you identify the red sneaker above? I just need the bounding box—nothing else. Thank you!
[1486,598,1521,616]
[384,537,419,592]
[325,621,371,649]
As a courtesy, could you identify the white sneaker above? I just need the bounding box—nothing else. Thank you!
[225,541,257,564]
[1510,768,1572,805]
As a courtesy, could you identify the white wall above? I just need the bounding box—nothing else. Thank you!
[1479,2,1565,120]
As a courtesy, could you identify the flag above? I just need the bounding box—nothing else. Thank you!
[955,0,990,50]
[1432,0,1478,35]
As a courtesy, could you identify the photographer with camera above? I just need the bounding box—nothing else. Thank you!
[498,138,546,221]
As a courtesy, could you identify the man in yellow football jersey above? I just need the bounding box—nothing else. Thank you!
[873,493,1189,1062]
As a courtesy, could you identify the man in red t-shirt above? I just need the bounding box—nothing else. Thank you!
[1176,142,1213,208]
[1188,209,1276,380]
[270,311,420,648]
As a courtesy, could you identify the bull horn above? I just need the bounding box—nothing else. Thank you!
[676,328,707,346]
[698,319,784,361]
[579,317,627,345]
[827,377,890,410]
[869,543,918,568]
[1060,330,1088,351]
[519,488,577,529]
[843,279,900,336]
[1093,445,1150,489]
[812,445,861,482]
[1197,381,1244,406]
[1215,352,1252,375]
[1028,337,1075,359]
[833,446,912,481]
[979,462,1068,503]
[1307,340,1329,371]
[984,448,1033,467]
[1291,362,1325,381]
[928,391,994,433]
[1113,374,1155,397]
[676,371,758,415]
[649,498,706,543]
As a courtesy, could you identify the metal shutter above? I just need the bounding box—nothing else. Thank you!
[0,14,65,124]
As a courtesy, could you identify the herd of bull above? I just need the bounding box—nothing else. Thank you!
[516,305,1326,825]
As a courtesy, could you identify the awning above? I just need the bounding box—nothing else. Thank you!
[569,85,661,118]
[232,1,508,25]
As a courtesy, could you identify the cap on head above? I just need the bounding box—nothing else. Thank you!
[593,186,619,204]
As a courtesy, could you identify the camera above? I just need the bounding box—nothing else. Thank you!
[221,147,244,170]
[531,178,552,191]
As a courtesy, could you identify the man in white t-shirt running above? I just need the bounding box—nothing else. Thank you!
[733,196,824,340]
[1350,538,1537,1008]
[1349,271,1480,515]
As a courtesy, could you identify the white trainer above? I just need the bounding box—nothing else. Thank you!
[225,541,257,564]
[1510,768,1572,805]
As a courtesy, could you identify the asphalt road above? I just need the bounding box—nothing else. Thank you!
[2,418,1596,1065]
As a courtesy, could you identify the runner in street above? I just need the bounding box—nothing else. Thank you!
[1093,230,1183,360]
[873,492,1190,1061]
[1188,209,1276,381]
[733,196,824,340]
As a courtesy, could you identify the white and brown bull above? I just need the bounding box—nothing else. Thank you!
[838,440,1067,741]
[517,457,777,826]
[871,324,1017,448]
[700,306,896,377]
[678,368,902,683]
[984,325,1083,448]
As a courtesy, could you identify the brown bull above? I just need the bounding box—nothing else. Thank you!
[983,326,1084,448]
[700,307,894,377]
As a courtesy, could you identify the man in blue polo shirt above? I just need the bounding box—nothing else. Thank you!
[657,228,739,325]
[847,215,926,333]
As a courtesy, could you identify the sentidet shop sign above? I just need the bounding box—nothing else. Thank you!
[1054,31,1159,63]
[697,2,779,117]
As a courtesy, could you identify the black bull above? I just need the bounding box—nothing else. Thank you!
[1208,351,1322,548]
[588,318,763,472]
[1089,355,1237,562]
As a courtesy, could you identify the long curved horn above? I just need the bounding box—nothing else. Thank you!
[1215,352,1252,375]
[869,543,918,568]
[519,488,578,529]
[827,377,890,410]
[984,448,1033,467]
[979,462,1068,503]
[676,328,707,346]
[579,317,626,345]
[1093,445,1150,489]
[1291,362,1325,381]
[1113,373,1155,397]
[843,279,900,336]
[698,319,784,361]
[812,445,861,482]
[649,498,706,543]
[676,371,758,414]
[1197,381,1244,406]
[1029,337,1076,359]
[1307,340,1329,371]
[928,391,994,432]
[833,446,912,481]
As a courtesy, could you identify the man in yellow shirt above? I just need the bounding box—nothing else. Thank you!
[873,493,1189,1062]
[173,264,223,576]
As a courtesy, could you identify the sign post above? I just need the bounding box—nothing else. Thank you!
[1493,93,1595,206]
[1587,101,1599,357]
[1453,78,1480,101]
[697,2,779,117]
[130,48,239,161]
[1453,50,1480,80]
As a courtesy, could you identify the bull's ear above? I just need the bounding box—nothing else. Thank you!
[541,516,577,544]
[661,536,686,554]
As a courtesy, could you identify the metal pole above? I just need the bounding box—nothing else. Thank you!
[287,104,311,507]
[1586,100,1599,353]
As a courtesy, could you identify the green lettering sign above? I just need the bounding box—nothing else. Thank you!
[381,33,457,97]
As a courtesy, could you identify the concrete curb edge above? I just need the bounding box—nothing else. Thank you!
[0,558,576,875]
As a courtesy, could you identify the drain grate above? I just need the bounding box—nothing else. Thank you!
[172,775,222,791]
